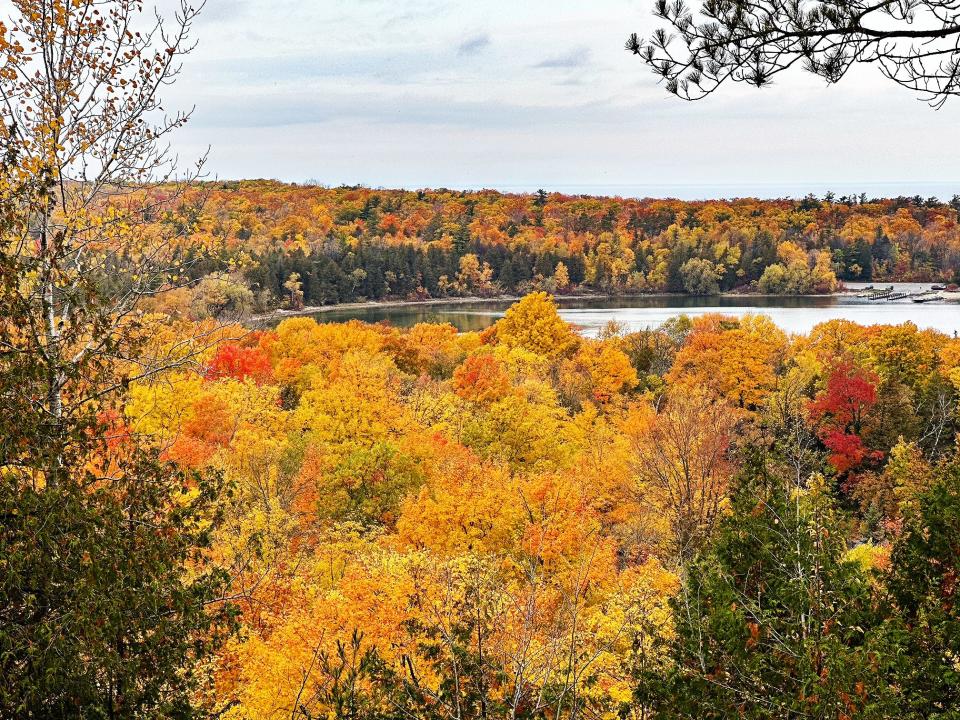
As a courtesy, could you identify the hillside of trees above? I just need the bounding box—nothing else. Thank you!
[5,1,960,717]
[120,294,960,718]
[157,182,960,316]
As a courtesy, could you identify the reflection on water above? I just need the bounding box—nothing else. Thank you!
[316,303,506,333]
[305,286,960,337]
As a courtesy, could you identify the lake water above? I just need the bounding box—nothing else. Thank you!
[308,283,960,337]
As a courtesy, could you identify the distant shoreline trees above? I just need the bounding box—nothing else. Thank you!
[135,182,960,318]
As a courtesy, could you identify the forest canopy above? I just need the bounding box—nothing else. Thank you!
[116,294,960,719]
[145,181,960,317]
[3,0,960,717]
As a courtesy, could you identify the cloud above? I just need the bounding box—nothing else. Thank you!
[457,33,491,56]
[181,87,636,130]
[185,49,447,85]
[165,0,960,192]
[534,46,591,69]
[194,0,248,24]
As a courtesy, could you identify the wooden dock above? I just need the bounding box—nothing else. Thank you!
[857,285,894,300]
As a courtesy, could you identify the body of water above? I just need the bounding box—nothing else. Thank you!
[308,283,960,337]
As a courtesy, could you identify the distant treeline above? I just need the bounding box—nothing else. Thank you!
[159,181,960,313]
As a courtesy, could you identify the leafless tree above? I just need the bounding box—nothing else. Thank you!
[915,374,957,456]
[764,373,822,488]
[628,387,735,564]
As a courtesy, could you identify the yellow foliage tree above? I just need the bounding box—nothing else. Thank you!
[495,292,580,360]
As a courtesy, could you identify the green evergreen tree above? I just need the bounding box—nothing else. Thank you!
[498,258,516,291]
[880,463,960,719]
[642,455,894,719]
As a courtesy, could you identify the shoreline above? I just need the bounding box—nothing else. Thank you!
[249,290,857,325]
[249,283,958,325]
[249,293,599,324]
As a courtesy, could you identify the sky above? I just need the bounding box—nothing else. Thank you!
[162,0,960,200]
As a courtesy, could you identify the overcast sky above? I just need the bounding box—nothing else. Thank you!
[163,0,960,199]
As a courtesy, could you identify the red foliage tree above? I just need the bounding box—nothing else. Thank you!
[808,362,877,433]
[206,342,273,384]
[808,363,882,474]
[452,354,511,404]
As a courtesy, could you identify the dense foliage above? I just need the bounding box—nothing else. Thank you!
[109,291,960,718]
[0,1,236,715]
[5,2,960,717]
[0,129,235,720]
[152,182,960,315]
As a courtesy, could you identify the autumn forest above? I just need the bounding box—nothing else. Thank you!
[162,182,960,316]
[125,296,960,719]
[3,1,960,720]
